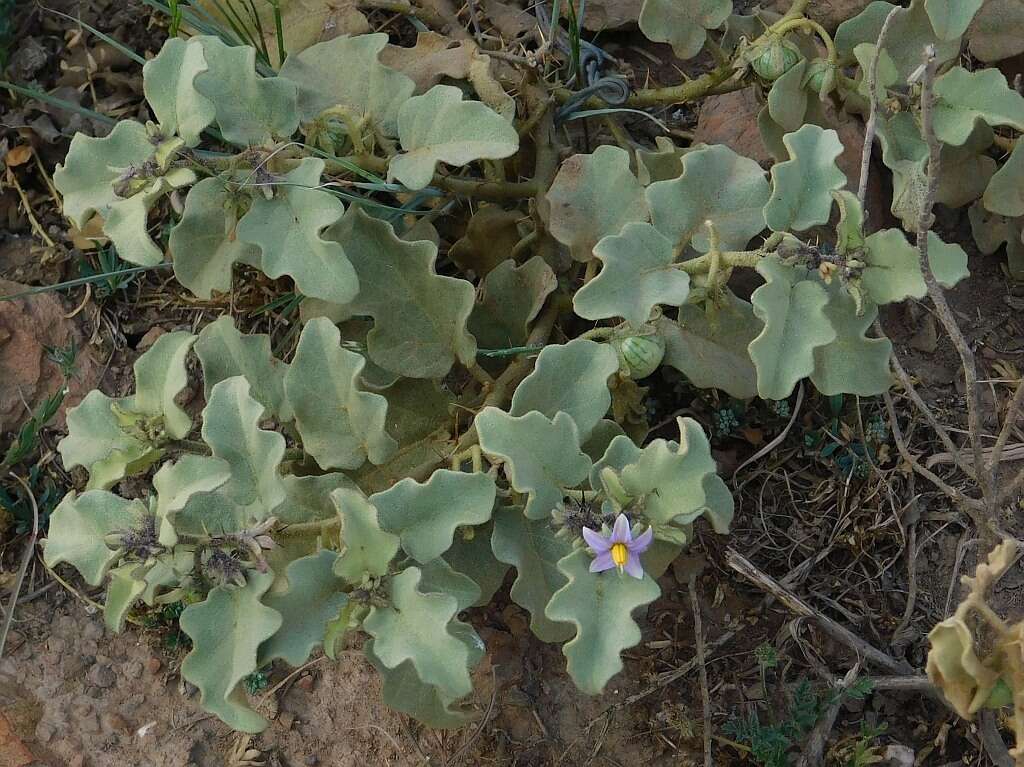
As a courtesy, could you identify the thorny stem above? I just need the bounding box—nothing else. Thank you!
[914,49,993,513]
[771,18,838,63]
[672,233,784,275]
[858,6,900,217]
[990,377,1024,476]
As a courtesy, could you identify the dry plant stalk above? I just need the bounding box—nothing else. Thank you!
[927,540,1024,764]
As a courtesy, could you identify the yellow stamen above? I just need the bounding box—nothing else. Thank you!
[611,542,628,569]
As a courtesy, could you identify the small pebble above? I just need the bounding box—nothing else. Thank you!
[145,657,162,675]
[303,756,318,766]
[86,663,116,689]
[296,674,314,692]
[101,712,129,734]
[69,755,85,767]
[123,660,143,679]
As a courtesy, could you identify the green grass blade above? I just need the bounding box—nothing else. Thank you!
[0,264,173,303]
[0,81,116,125]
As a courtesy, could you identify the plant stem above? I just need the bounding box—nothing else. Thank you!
[858,7,900,216]
[328,154,543,200]
[772,18,838,62]
[553,65,741,110]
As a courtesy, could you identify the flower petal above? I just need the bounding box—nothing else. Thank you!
[590,551,615,572]
[629,526,654,554]
[623,552,644,579]
[582,526,611,553]
[611,513,632,544]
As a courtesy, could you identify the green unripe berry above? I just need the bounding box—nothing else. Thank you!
[615,334,666,379]
[804,59,838,98]
[751,35,802,81]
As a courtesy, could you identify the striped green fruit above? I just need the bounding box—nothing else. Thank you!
[616,334,666,379]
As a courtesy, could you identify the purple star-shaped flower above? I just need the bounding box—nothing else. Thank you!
[582,514,653,579]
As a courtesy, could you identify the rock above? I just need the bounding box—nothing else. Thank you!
[81,622,103,641]
[693,89,773,166]
[68,755,85,767]
[101,712,130,735]
[768,0,872,31]
[123,660,143,680]
[0,279,99,435]
[145,657,162,675]
[86,664,116,689]
[296,674,314,692]
[303,756,319,766]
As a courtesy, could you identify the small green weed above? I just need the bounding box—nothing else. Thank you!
[724,676,877,767]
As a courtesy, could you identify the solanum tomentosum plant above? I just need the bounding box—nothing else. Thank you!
[41,0,1024,733]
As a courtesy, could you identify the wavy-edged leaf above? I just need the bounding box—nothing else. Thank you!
[180,571,282,733]
[124,331,196,440]
[810,289,893,396]
[969,202,1024,278]
[545,549,660,694]
[984,140,1024,218]
[326,206,477,378]
[835,0,960,79]
[201,377,286,515]
[54,120,154,230]
[491,507,574,641]
[444,522,509,607]
[279,473,357,525]
[237,157,357,305]
[766,60,808,133]
[862,229,970,304]
[657,295,760,399]
[617,417,733,533]
[43,491,144,586]
[468,257,557,350]
[153,454,231,547]
[191,36,298,146]
[374,470,496,563]
[104,168,197,267]
[510,339,619,442]
[388,84,519,190]
[418,557,482,612]
[476,408,591,520]
[647,144,769,253]
[749,258,836,400]
[574,223,691,327]
[279,33,414,133]
[968,0,1024,62]
[332,488,400,584]
[284,318,396,471]
[925,0,984,40]
[195,316,290,422]
[142,37,215,146]
[259,551,348,666]
[932,67,1024,146]
[169,176,261,299]
[104,563,147,632]
[764,125,846,233]
[58,390,159,491]
[638,0,731,60]
[363,567,474,700]
[547,145,648,262]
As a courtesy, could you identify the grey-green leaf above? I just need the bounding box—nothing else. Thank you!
[279,33,414,133]
[545,549,660,695]
[546,145,649,262]
[179,571,282,732]
[195,316,291,422]
[810,289,893,396]
[237,157,358,305]
[764,125,846,233]
[259,551,348,666]
[332,488,400,584]
[574,223,691,327]
[491,508,574,642]
[510,339,619,442]
[374,470,496,563]
[43,491,145,586]
[389,84,519,190]
[476,408,591,520]
[284,318,396,471]
[749,258,836,400]
[647,144,769,253]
